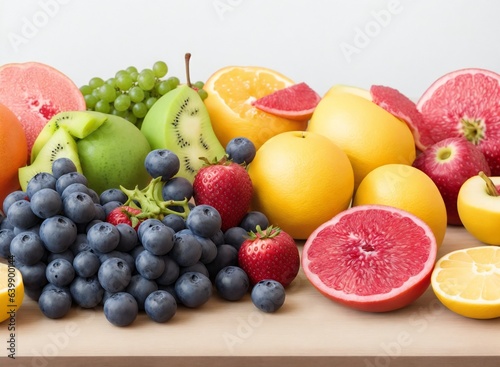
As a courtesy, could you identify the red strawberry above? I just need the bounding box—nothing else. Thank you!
[193,156,253,231]
[238,225,300,287]
[106,205,143,230]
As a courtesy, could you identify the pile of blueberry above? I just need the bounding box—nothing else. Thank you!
[0,138,286,327]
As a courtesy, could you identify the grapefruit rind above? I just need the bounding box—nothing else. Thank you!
[302,205,437,312]
[431,246,500,319]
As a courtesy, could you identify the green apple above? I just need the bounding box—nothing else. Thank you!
[457,172,500,245]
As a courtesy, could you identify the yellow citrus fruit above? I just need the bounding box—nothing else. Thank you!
[0,262,24,323]
[431,246,500,319]
[307,86,416,189]
[204,66,308,150]
[352,164,447,247]
[248,130,354,240]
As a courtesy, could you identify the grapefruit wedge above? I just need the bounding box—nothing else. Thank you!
[0,62,85,158]
[252,82,321,121]
[416,68,500,174]
[302,205,437,313]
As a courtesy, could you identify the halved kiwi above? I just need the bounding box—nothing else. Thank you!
[19,128,82,191]
[140,85,226,182]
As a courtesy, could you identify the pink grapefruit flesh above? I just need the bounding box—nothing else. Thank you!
[416,68,500,174]
[0,62,85,158]
[302,205,437,313]
[252,82,321,121]
[370,85,427,151]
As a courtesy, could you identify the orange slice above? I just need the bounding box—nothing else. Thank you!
[204,66,308,150]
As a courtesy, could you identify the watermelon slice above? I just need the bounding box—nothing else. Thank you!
[252,82,321,121]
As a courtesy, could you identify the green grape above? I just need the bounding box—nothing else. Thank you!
[84,94,98,109]
[89,77,105,89]
[197,89,208,101]
[116,73,133,91]
[114,94,131,112]
[137,69,156,91]
[132,102,148,119]
[80,85,93,96]
[145,97,157,110]
[155,80,173,96]
[193,81,204,90]
[152,61,168,78]
[124,111,137,125]
[143,91,151,100]
[111,108,126,118]
[126,66,138,74]
[106,78,117,87]
[129,86,145,103]
[129,71,138,82]
[166,76,180,89]
[94,100,111,114]
[98,84,117,103]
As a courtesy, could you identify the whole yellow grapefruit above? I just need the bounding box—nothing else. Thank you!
[248,131,354,240]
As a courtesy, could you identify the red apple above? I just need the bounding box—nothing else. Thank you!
[412,137,491,225]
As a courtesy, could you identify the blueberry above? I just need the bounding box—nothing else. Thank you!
[186,205,222,238]
[30,188,63,219]
[210,229,225,246]
[9,231,45,265]
[3,190,27,215]
[194,235,218,264]
[38,288,73,319]
[223,226,249,251]
[0,228,15,258]
[73,250,100,277]
[137,218,164,241]
[239,211,269,232]
[63,192,96,224]
[87,222,120,253]
[145,149,180,181]
[102,201,124,218]
[205,244,238,280]
[55,172,88,195]
[251,279,286,313]
[60,183,90,201]
[98,257,132,293]
[162,177,193,201]
[47,249,74,264]
[170,230,202,267]
[99,188,127,206]
[26,172,57,199]
[140,223,175,256]
[126,274,158,310]
[7,200,40,230]
[152,256,177,287]
[16,262,48,290]
[115,223,138,252]
[135,249,165,280]
[215,266,250,301]
[174,271,212,308]
[39,215,77,253]
[104,292,138,327]
[51,158,77,179]
[161,214,186,233]
[45,258,75,287]
[69,233,90,255]
[70,275,104,308]
[93,204,106,222]
[226,137,256,165]
[144,290,177,323]
[99,250,135,273]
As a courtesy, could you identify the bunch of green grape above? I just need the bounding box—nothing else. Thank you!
[80,61,208,127]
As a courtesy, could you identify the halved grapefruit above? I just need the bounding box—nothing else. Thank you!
[252,82,321,121]
[0,62,85,158]
[302,205,437,312]
[416,68,500,174]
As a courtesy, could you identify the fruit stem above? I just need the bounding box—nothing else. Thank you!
[185,53,192,88]
[479,171,499,197]
[248,225,281,240]
[120,177,191,220]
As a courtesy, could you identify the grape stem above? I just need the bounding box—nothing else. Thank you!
[119,177,191,220]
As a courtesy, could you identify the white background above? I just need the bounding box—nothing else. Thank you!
[1,0,499,99]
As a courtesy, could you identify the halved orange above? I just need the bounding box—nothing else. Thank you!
[431,246,500,319]
[204,66,308,150]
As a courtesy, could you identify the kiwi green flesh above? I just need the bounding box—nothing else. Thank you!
[141,85,226,182]
[19,128,82,191]
[30,111,107,163]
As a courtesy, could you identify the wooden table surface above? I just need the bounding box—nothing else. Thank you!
[1,226,499,367]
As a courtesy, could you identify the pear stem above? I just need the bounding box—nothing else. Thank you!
[479,171,499,197]
[185,53,192,88]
